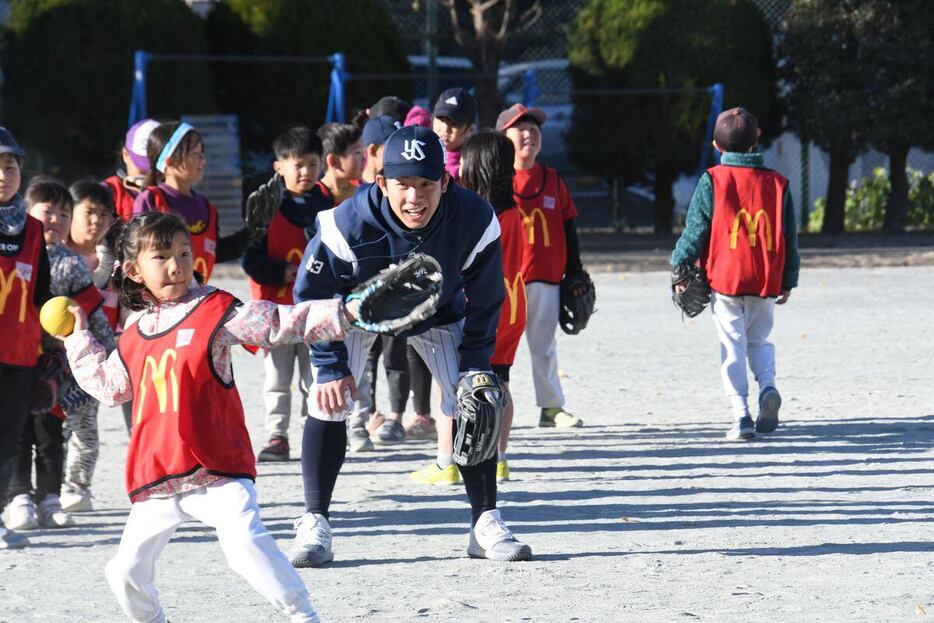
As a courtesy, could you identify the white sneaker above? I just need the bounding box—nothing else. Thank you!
[38,495,75,528]
[467,509,532,561]
[347,424,375,452]
[5,494,39,531]
[60,483,93,513]
[290,512,334,568]
[0,519,29,549]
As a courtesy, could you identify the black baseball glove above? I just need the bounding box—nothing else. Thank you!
[452,371,505,467]
[345,254,443,335]
[671,264,711,318]
[559,270,596,335]
[245,173,283,240]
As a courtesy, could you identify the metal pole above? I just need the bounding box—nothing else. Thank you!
[426,0,439,105]
[698,83,724,172]
[800,139,810,229]
[326,52,346,123]
[522,69,540,107]
[128,50,150,127]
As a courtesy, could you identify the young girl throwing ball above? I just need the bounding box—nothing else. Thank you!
[62,212,358,623]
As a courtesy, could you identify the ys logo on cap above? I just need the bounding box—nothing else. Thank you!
[401,139,426,162]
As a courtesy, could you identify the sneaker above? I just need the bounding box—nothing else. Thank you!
[405,414,437,440]
[539,407,583,428]
[756,387,782,433]
[0,520,29,549]
[496,459,510,483]
[347,424,375,452]
[38,495,75,528]
[410,463,461,486]
[257,436,290,462]
[375,419,406,444]
[290,512,334,568]
[725,415,756,441]
[60,483,93,513]
[467,509,532,561]
[5,494,38,531]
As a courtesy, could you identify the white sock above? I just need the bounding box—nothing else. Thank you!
[499,450,507,462]
[437,453,453,469]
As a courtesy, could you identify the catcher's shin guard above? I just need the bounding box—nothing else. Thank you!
[453,372,505,467]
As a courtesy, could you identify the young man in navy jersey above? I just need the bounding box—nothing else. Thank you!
[290,125,532,566]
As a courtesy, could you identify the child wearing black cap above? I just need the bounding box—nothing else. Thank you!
[289,124,532,567]
[671,106,800,440]
[0,127,52,549]
[432,87,476,182]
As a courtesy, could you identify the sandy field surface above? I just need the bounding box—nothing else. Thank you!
[2,266,932,622]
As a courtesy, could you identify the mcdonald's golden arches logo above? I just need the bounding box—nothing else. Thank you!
[136,349,179,424]
[0,266,28,323]
[730,209,773,251]
[503,272,525,325]
[518,208,551,247]
[277,248,305,299]
[193,256,210,278]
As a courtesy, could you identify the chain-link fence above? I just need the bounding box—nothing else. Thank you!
[369,0,932,232]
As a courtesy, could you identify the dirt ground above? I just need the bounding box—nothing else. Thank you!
[2,265,932,622]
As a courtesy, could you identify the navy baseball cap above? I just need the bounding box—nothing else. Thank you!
[0,127,25,156]
[432,88,476,125]
[382,126,446,181]
[362,115,402,148]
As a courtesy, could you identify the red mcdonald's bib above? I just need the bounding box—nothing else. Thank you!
[248,210,308,305]
[117,290,256,501]
[149,186,218,283]
[491,206,527,366]
[514,164,575,285]
[704,165,787,297]
[0,216,43,367]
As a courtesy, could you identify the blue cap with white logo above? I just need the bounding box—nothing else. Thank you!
[382,126,446,181]
[362,115,402,148]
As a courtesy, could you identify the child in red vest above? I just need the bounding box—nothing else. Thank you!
[0,128,51,550]
[104,119,159,221]
[7,179,114,532]
[242,127,330,462]
[62,211,358,623]
[132,121,247,283]
[671,107,800,440]
[496,103,586,429]
[458,130,525,483]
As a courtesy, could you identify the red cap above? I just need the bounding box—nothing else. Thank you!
[495,103,547,131]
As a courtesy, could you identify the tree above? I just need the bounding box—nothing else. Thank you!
[780,0,872,234]
[440,0,542,128]
[2,0,216,179]
[567,0,781,234]
[858,1,934,231]
[223,0,410,136]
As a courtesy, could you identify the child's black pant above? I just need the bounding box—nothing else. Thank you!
[7,411,65,501]
[0,365,35,511]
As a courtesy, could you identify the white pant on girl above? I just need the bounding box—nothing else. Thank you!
[105,478,319,623]
[524,282,564,409]
[710,292,778,416]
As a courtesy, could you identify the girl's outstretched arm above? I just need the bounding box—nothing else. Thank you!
[217,298,351,350]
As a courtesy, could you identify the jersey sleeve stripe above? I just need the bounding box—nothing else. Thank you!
[462,209,501,272]
[317,208,358,272]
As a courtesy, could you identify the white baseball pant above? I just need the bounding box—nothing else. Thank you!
[105,478,319,623]
[710,292,778,416]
